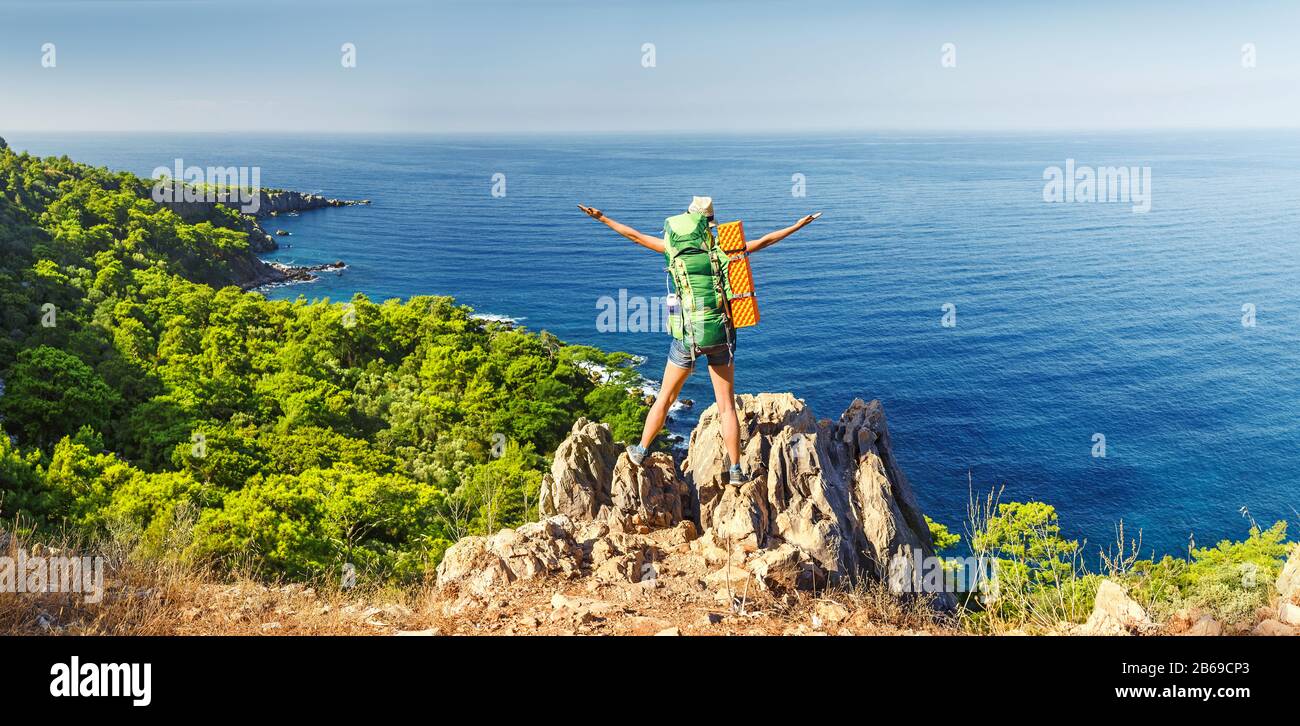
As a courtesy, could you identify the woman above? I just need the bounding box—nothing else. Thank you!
[578,196,820,485]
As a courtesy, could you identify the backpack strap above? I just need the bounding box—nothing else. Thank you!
[708,245,736,363]
[673,256,699,361]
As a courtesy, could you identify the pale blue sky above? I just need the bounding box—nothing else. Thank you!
[1,0,1297,132]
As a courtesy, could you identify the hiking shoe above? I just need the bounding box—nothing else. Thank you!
[626,444,647,466]
[728,464,744,486]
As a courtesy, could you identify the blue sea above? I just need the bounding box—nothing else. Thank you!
[8,131,1299,558]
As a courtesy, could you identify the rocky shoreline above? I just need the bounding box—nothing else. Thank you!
[252,261,348,291]
[158,188,367,289]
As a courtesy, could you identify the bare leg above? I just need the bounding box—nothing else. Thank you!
[706,362,741,467]
[638,361,693,450]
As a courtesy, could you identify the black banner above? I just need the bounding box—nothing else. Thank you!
[0,634,1285,714]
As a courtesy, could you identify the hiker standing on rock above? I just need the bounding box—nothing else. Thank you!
[578,196,819,485]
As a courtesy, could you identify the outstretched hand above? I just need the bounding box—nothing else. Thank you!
[797,211,823,228]
[577,204,604,220]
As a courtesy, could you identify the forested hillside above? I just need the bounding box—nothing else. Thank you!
[0,138,648,583]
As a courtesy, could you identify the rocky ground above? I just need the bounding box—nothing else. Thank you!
[429,517,949,636]
[430,393,967,634]
[11,543,1295,635]
[7,392,1297,636]
[431,392,1300,637]
[3,571,948,637]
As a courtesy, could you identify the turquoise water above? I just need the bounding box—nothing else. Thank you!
[9,131,1299,557]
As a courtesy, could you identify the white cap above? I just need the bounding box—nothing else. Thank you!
[688,196,714,218]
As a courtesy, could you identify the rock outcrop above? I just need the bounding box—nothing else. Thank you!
[1252,619,1297,636]
[538,418,690,532]
[161,189,369,248]
[250,189,370,218]
[444,394,955,610]
[686,394,942,592]
[434,512,676,611]
[1078,580,1155,635]
[1277,544,1300,626]
[434,516,584,598]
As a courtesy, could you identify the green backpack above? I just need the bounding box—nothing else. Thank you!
[663,212,734,357]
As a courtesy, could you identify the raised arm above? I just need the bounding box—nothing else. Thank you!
[578,205,665,254]
[745,212,821,254]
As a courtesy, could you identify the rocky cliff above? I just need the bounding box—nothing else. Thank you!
[160,189,370,254]
[438,393,957,615]
[251,189,370,217]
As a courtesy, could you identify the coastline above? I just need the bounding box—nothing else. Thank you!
[157,186,369,290]
[249,260,349,293]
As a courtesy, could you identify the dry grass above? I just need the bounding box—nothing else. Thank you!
[2,523,958,636]
[423,578,955,637]
[0,525,429,636]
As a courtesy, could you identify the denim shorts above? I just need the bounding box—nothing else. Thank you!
[668,337,734,369]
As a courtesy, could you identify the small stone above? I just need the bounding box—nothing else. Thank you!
[1275,544,1300,602]
[1182,614,1222,636]
[1078,580,1154,636]
[1253,619,1297,636]
[1278,602,1300,627]
[655,627,680,636]
[626,616,672,632]
[813,600,851,625]
[550,593,583,610]
[664,520,700,546]
[703,565,751,591]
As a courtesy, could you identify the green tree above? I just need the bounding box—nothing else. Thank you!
[0,141,651,584]
[0,346,120,448]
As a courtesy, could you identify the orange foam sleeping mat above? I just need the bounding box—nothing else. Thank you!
[715,220,760,328]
